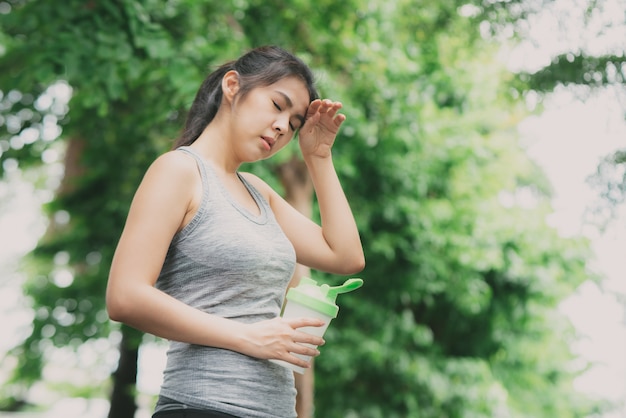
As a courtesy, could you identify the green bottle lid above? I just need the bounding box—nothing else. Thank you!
[286,277,364,318]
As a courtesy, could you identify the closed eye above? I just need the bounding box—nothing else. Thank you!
[273,101,296,132]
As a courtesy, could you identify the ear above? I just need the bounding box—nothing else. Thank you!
[221,70,240,104]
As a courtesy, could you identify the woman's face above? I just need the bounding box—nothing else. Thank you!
[230,76,310,161]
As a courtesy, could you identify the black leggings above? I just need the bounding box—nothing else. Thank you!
[152,409,239,418]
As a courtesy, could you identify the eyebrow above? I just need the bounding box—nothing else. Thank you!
[276,91,305,127]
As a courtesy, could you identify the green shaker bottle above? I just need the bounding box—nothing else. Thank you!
[270,277,364,374]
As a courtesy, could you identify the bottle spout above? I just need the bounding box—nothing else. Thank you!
[325,278,364,301]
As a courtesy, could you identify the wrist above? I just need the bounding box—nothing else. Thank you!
[227,321,252,354]
[207,317,250,355]
[303,151,333,167]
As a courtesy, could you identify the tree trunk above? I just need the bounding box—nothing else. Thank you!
[276,156,315,418]
[108,325,141,418]
[56,139,140,418]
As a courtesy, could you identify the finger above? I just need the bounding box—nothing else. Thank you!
[334,113,347,127]
[322,103,341,119]
[284,317,326,328]
[306,99,322,117]
[318,99,333,113]
[317,102,343,122]
[331,101,343,110]
[289,341,321,357]
[293,330,325,347]
[282,351,315,369]
[300,112,320,134]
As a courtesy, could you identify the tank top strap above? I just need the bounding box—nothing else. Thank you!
[176,146,211,195]
[174,146,213,235]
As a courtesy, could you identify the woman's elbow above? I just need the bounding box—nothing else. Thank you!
[106,297,124,323]
[106,286,133,323]
[339,253,366,275]
[352,255,366,274]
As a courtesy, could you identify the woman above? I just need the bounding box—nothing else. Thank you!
[106,45,365,418]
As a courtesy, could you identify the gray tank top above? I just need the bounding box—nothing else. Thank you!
[154,146,297,417]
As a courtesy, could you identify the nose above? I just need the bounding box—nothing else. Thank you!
[273,114,289,134]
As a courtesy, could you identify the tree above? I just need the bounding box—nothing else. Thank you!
[509,0,626,227]
[310,14,596,413]
[0,1,238,415]
[0,0,607,417]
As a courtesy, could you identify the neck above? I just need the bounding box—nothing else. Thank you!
[191,117,241,174]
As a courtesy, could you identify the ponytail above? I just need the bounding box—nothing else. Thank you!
[172,62,234,149]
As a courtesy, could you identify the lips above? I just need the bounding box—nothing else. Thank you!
[261,136,275,151]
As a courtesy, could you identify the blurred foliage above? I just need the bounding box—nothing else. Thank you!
[518,53,626,92]
[0,0,617,416]
[588,148,626,228]
[509,1,626,223]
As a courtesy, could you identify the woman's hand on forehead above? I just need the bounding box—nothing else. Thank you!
[299,99,346,159]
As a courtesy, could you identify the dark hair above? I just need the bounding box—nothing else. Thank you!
[173,46,319,149]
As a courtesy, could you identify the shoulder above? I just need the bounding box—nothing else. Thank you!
[138,150,200,200]
[151,149,197,174]
[141,149,198,185]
